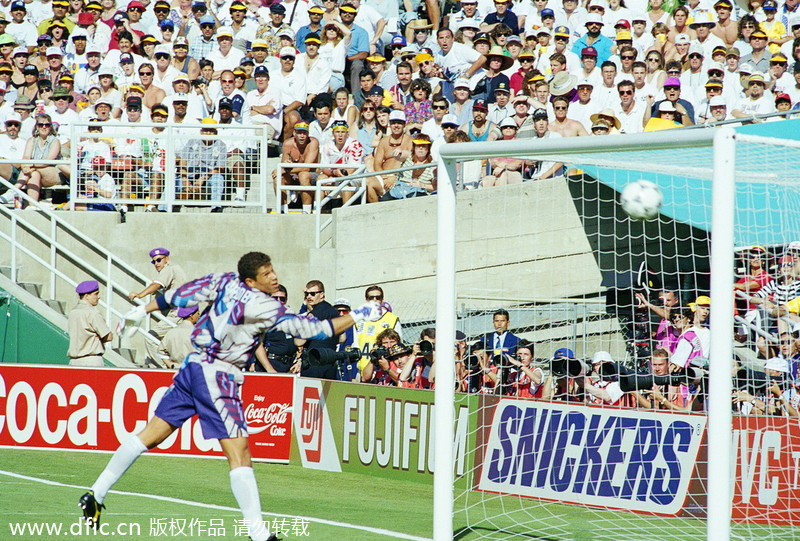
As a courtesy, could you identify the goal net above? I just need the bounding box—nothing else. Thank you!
[433,124,800,541]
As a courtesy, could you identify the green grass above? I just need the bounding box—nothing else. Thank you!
[0,449,790,541]
[0,449,433,540]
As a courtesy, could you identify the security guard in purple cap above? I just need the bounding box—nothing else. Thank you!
[157,305,201,369]
[127,248,188,367]
[68,280,112,366]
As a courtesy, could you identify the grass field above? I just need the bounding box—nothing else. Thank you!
[0,449,788,541]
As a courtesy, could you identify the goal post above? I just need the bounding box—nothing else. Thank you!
[433,125,791,541]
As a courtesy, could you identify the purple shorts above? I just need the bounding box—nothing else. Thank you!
[154,358,248,440]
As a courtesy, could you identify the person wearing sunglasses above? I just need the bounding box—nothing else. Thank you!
[128,247,189,367]
[295,279,344,378]
[613,79,645,133]
[251,285,300,373]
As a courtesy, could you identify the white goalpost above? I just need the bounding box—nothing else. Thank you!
[433,126,800,541]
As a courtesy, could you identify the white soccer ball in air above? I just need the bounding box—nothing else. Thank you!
[620,180,663,221]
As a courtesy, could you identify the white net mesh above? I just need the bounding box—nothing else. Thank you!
[445,128,800,540]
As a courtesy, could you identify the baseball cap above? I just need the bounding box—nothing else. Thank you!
[615,18,631,28]
[674,33,691,45]
[331,119,349,130]
[294,120,310,131]
[218,97,233,109]
[553,348,575,359]
[91,156,106,167]
[279,46,296,57]
[494,81,511,94]
[776,92,792,103]
[120,52,134,63]
[174,36,189,47]
[368,86,384,96]
[126,96,142,109]
[10,0,26,11]
[172,92,189,102]
[689,295,711,310]
[541,7,555,18]
[664,76,681,87]
[253,65,269,77]
[277,27,295,39]
[332,298,351,309]
[270,2,286,13]
[581,46,598,57]
[708,95,726,107]
[441,113,459,126]
[46,46,63,57]
[390,35,407,47]
[454,77,470,89]
[553,25,570,37]
[389,110,406,122]
[472,98,488,110]
[532,108,548,120]
[585,13,604,25]
[499,117,518,129]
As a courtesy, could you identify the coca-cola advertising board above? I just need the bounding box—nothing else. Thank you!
[0,364,294,463]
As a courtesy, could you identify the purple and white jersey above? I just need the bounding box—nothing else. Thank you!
[165,272,333,369]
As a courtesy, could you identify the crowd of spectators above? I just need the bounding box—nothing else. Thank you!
[1,0,798,210]
[237,243,800,418]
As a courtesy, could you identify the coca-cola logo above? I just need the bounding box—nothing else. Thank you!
[245,402,291,434]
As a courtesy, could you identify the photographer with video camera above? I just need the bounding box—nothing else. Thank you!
[398,328,437,389]
[507,340,544,399]
[362,328,402,384]
[734,357,799,417]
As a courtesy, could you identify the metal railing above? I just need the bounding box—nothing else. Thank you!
[67,121,275,213]
[276,161,437,248]
[0,176,173,349]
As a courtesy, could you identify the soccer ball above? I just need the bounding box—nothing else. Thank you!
[620,180,663,221]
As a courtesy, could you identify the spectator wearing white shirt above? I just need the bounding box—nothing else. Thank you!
[732,72,777,117]
[246,65,283,140]
[206,27,245,77]
[152,44,182,94]
[273,46,306,140]
[298,33,332,105]
[612,79,645,133]
[7,1,39,49]
[0,113,28,186]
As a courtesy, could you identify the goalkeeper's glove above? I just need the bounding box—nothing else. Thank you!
[350,300,382,323]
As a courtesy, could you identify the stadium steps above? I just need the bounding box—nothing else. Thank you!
[0,270,136,368]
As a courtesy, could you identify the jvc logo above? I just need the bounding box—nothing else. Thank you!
[299,387,323,463]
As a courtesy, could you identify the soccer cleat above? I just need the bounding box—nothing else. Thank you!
[79,491,105,529]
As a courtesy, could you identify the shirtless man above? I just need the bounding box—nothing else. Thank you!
[712,0,738,48]
[273,121,320,213]
[367,110,412,202]
[137,62,166,111]
[548,95,589,137]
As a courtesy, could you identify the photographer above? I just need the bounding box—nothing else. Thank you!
[362,328,402,384]
[734,357,799,417]
[634,348,697,412]
[542,348,586,402]
[585,351,632,407]
[508,340,543,399]
[399,328,436,389]
[461,342,487,393]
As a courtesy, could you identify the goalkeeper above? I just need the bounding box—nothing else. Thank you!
[79,251,382,541]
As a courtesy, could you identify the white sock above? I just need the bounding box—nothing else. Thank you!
[302,204,311,214]
[281,204,288,213]
[91,436,147,504]
[236,187,245,199]
[230,467,267,541]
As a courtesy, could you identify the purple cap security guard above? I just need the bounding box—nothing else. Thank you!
[76,280,100,296]
[177,305,198,318]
